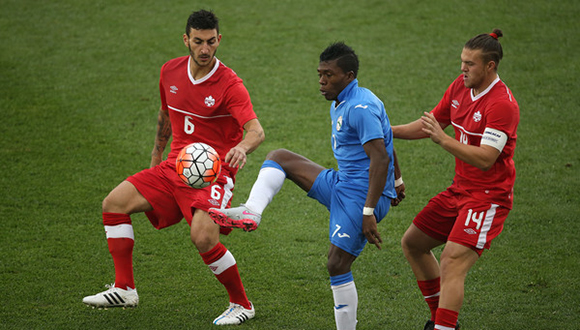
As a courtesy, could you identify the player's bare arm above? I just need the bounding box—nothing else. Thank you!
[225,118,265,169]
[421,111,501,171]
[392,118,434,140]
[361,138,389,250]
[150,107,172,168]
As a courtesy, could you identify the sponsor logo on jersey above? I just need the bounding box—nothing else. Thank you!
[473,110,482,122]
[464,228,478,235]
[452,100,460,108]
[205,95,215,107]
[170,85,178,94]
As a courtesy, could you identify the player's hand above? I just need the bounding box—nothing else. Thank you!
[362,215,382,250]
[421,112,447,144]
[391,182,406,206]
[224,146,248,169]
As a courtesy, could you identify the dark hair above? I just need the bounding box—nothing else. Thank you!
[186,9,219,36]
[320,42,359,77]
[464,28,504,69]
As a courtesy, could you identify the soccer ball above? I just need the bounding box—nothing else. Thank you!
[176,142,221,189]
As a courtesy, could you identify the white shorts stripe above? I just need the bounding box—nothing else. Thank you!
[208,250,236,275]
[104,224,135,240]
[476,204,498,249]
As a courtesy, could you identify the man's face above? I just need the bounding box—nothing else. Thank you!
[460,47,494,92]
[318,59,354,101]
[183,28,221,67]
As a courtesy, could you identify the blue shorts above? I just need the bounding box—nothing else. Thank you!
[307,169,391,257]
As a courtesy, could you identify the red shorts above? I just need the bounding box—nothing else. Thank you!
[127,160,234,235]
[413,185,510,256]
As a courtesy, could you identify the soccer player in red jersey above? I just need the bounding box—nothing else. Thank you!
[82,10,264,325]
[392,29,519,330]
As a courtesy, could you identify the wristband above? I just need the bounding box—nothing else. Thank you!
[363,207,375,216]
[395,177,404,187]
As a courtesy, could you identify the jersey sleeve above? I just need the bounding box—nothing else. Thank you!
[158,62,169,111]
[223,80,257,127]
[485,99,519,137]
[430,78,459,126]
[349,103,386,145]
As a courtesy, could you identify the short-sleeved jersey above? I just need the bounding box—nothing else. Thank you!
[330,79,397,199]
[159,56,257,174]
[431,74,519,208]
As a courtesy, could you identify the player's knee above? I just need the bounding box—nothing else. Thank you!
[265,148,291,162]
[326,252,352,276]
[400,232,414,254]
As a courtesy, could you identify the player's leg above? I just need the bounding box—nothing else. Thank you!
[401,225,446,329]
[83,180,152,308]
[327,244,358,330]
[401,190,457,326]
[434,241,478,330]
[103,180,153,289]
[190,209,254,325]
[210,148,324,231]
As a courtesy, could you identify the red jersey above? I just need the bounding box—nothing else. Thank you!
[431,75,519,209]
[159,56,257,174]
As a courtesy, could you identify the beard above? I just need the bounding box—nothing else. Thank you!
[188,44,217,67]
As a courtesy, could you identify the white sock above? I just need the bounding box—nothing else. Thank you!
[244,164,285,214]
[331,281,358,330]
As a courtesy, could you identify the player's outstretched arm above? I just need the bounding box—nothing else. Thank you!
[420,112,500,171]
[392,117,439,140]
[150,107,171,168]
[225,119,265,169]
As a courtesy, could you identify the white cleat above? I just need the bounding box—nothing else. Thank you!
[83,284,139,309]
[209,205,261,232]
[213,302,255,325]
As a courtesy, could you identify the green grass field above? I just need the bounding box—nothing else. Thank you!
[1,0,579,329]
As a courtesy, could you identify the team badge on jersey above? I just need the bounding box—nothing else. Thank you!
[205,96,215,107]
[473,111,482,122]
[336,116,343,131]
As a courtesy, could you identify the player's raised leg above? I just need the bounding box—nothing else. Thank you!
[209,149,323,231]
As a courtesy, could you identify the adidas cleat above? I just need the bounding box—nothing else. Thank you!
[83,284,139,309]
[209,205,261,232]
[213,302,255,325]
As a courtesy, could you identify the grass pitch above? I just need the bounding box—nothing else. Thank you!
[1,0,579,329]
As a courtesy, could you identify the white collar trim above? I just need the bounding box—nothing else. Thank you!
[471,75,500,101]
[187,57,220,85]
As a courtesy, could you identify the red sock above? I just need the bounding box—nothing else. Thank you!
[435,308,458,330]
[200,243,250,309]
[103,212,135,290]
[417,277,440,321]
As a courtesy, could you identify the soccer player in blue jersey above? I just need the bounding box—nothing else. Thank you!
[209,42,405,329]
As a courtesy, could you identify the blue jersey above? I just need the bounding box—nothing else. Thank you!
[329,79,396,199]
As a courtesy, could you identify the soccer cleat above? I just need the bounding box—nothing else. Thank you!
[213,302,255,325]
[209,205,261,232]
[83,284,139,309]
[423,320,460,330]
